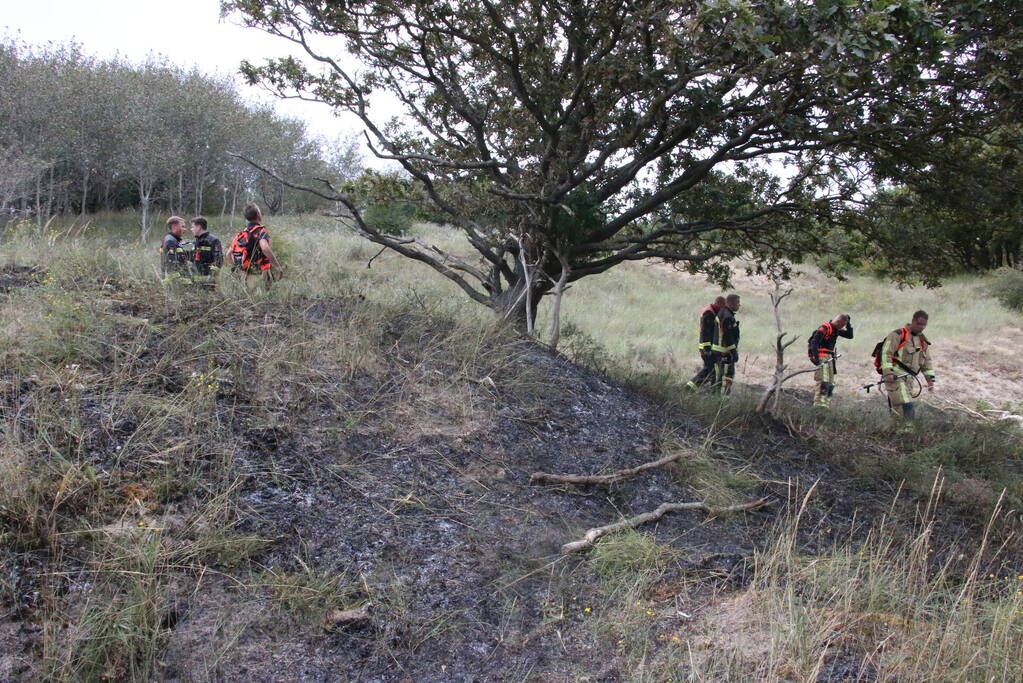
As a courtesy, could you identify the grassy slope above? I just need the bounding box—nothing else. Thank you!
[1,214,1021,681]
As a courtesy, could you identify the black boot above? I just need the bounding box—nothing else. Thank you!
[902,402,916,420]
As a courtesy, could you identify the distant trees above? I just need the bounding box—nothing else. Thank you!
[225,0,1013,329]
[0,39,360,235]
[854,131,1023,283]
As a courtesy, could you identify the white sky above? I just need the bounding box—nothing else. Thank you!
[1,0,369,148]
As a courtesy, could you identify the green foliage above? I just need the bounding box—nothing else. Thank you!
[858,129,1023,282]
[226,0,1007,315]
[991,267,1023,311]
[0,37,358,227]
[362,201,417,236]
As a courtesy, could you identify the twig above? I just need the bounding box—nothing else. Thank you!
[324,603,372,628]
[366,246,387,268]
[530,451,691,486]
[561,497,771,554]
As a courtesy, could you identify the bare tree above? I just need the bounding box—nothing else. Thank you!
[755,277,817,415]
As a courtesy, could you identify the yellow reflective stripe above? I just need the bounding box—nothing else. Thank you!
[698,342,711,349]
[711,344,735,352]
[923,370,935,378]
[898,378,910,403]
[880,334,896,371]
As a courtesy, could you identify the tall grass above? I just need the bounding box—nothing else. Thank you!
[727,481,1023,681]
[3,213,1022,680]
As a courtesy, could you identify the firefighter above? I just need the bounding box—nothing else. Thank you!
[686,296,726,391]
[880,310,935,419]
[808,313,853,408]
[189,216,223,286]
[160,215,191,279]
[232,203,284,289]
[711,294,741,395]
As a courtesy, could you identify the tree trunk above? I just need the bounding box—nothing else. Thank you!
[230,173,240,218]
[46,165,54,221]
[548,250,570,350]
[80,167,89,218]
[495,280,543,334]
[139,179,153,242]
[35,173,42,229]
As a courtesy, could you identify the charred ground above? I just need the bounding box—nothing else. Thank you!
[1,263,1021,681]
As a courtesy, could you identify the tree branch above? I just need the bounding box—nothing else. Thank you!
[561,498,771,554]
[530,450,691,486]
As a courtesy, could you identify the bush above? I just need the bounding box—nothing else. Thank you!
[990,267,1023,312]
[363,201,417,236]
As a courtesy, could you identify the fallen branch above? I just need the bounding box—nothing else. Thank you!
[561,497,771,554]
[324,603,372,629]
[530,451,691,486]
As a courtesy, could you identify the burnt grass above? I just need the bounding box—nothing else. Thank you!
[1,271,1020,681]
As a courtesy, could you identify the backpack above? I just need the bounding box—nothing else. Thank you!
[807,321,834,364]
[871,327,910,374]
[228,224,265,271]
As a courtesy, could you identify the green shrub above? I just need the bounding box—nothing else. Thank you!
[363,201,417,236]
[990,267,1023,311]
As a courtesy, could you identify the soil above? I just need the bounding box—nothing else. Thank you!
[1,281,1018,681]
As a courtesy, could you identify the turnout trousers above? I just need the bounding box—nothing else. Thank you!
[686,351,716,390]
[884,374,916,418]
[813,361,835,408]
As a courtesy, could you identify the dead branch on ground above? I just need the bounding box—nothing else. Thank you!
[530,451,691,486]
[324,603,372,628]
[561,497,771,553]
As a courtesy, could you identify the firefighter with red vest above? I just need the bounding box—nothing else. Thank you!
[808,313,853,408]
[711,294,741,395]
[880,310,934,419]
[686,296,726,391]
[231,203,284,288]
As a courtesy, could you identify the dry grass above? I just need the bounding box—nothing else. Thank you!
[3,213,1022,681]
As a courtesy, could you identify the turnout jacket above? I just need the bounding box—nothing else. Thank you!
[880,328,934,380]
[712,307,739,355]
[161,232,189,276]
[697,302,723,351]
[192,231,223,276]
[809,321,853,363]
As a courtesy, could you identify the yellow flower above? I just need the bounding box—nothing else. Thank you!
[583,607,591,613]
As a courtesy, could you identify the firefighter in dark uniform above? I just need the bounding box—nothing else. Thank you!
[711,294,741,395]
[686,296,726,391]
[189,216,223,286]
[808,313,853,408]
[160,216,191,279]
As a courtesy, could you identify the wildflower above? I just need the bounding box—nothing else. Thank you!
[583,607,591,613]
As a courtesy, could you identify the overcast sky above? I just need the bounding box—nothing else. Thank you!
[1,0,363,144]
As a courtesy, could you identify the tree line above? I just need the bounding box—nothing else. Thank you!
[0,38,362,238]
